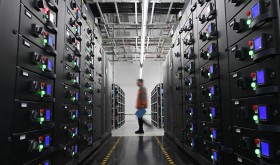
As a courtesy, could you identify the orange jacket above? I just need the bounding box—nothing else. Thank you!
[137,86,147,109]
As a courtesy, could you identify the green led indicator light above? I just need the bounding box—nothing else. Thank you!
[209,113,212,118]
[72,115,76,119]
[247,19,252,25]
[251,82,256,88]
[71,97,76,102]
[72,133,75,137]
[42,64,46,71]
[207,53,210,57]
[255,149,260,155]
[74,28,77,32]
[73,62,77,66]
[211,155,214,160]
[43,39,48,44]
[189,112,192,116]
[72,152,75,156]
[39,90,46,97]
[206,33,210,38]
[208,93,212,97]
[249,50,254,56]
[253,115,258,121]
[38,145,44,152]
[39,117,45,124]
[208,73,211,77]
[210,134,213,139]
[190,128,193,131]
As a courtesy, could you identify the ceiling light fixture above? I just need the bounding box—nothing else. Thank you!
[139,0,149,78]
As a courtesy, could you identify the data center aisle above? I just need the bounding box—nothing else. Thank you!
[84,136,196,165]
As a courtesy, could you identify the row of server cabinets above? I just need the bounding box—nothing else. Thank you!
[112,84,125,129]
[163,0,280,165]
[151,83,164,128]
[0,0,113,164]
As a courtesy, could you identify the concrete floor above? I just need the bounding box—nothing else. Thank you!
[112,115,164,137]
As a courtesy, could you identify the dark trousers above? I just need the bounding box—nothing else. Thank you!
[138,117,144,131]
[138,117,152,131]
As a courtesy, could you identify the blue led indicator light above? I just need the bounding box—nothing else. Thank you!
[210,66,214,74]
[46,84,52,95]
[254,36,262,52]
[213,151,218,161]
[75,128,78,134]
[211,86,215,95]
[44,162,50,165]
[259,106,267,120]
[208,24,212,33]
[45,135,50,147]
[213,130,217,139]
[212,107,216,117]
[252,3,260,20]
[256,70,265,85]
[75,92,79,100]
[47,60,52,71]
[45,109,51,121]
[208,44,213,53]
[75,110,79,118]
[75,145,78,153]
[48,35,53,46]
[261,141,270,157]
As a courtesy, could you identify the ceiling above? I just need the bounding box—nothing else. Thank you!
[87,0,186,62]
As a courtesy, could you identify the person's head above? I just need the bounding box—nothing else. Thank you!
[137,79,144,87]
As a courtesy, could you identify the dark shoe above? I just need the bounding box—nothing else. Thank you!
[135,130,144,134]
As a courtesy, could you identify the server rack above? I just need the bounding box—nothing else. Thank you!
[164,0,280,165]
[0,0,112,164]
[112,84,125,129]
[151,83,164,128]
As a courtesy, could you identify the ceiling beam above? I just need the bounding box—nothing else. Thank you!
[96,2,118,60]
[150,2,155,24]
[87,0,184,3]
[114,2,121,23]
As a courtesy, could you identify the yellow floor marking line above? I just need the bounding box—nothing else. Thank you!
[154,137,176,165]
[101,137,122,165]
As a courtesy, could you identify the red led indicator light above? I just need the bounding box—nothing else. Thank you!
[246,10,251,17]
[252,105,258,111]
[255,138,260,144]
[250,72,256,79]
[248,41,254,46]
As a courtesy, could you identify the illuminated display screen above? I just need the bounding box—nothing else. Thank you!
[75,145,78,153]
[46,84,52,95]
[192,139,195,146]
[75,128,78,134]
[45,109,51,121]
[254,36,262,52]
[208,24,212,33]
[212,107,216,117]
[44,162,49,165]
[89,136,93,143]
[75,110,79,117]
[211,86,215,95]
[48,35,53,46]
[213,151,218,161]
[252,3,260,20]
[76,76,79,83]
[45,135,50,147]
[261,141,270,157]
[212,129,217,139]
[189,78,193,84]
[191,123,194,131]
[77,11,81,19]
[208,44,213,53]
[90,123,93,129]
[75,92,79,100]
[189,93,193,100]
[77,26,81,34]
[47,60,52,71]
[210,66,214,74]
[256,70,265,85]
[190,108,193,114]
[259,105,267,120]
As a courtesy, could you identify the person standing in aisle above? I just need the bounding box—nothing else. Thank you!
[135,79,152,134]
